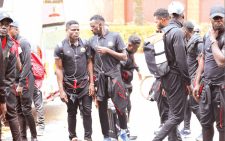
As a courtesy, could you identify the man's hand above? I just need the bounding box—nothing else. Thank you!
[60,90,68,103]
[97,46,109,54]
[0,103,7,119]
[193,84,200,102]
[209,25,219,41]
[93,94,99,108]
[162,89,166,97]
[187,85,193,96]
[88,84,95,96]
[16,86,23,96]
[137,71,142,81]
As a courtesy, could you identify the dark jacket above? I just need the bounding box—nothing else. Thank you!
[162,20,191,86]
[96,64,127,115]
[15,35,32,88]
[0,35,17,103]
[120,48,140,86]
[0,40,5,103]
[186,33,203,78]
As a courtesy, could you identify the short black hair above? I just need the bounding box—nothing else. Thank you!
[128,34,141,45]
[183,21,194,33]
[90,15,105,22]
[66,20,79,29]
[154,8,170,19]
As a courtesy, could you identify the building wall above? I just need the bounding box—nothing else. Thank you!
[199,0,224,23]
[63,0,114,24]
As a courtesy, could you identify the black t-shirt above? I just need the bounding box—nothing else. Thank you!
[89,31,125,73]
[187,35,203,77]
[54,38,91,81]
[202,32,225,84]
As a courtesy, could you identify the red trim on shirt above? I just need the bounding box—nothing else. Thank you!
[1,37,6,50]
[131,54,136,66]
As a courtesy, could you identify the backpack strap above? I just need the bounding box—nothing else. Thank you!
[80,37,87,48]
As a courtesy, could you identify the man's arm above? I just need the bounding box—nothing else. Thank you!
[97,47,127,61]
[55,58,68,103]
[211,43,225,67]
[209,25,225,67]
[87,58,95,96]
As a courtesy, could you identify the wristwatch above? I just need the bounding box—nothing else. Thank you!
[210,39,217,45]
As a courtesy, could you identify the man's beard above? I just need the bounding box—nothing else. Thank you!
[213,24,224,31]
[70,37,79,41]
[158,22,164,30]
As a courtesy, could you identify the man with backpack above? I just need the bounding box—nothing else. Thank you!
[54,20,94,141]
[193,5,225,141]
[9,21,37,141]
[152,2,192,141]
[0,12,22,141]
[180,21,203,140]
[120,34,142,140]
[89,15,129,141]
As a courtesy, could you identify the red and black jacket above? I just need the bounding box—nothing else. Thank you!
[14,35,32,88]
[0,35,18,102]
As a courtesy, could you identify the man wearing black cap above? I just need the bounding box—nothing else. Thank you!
[89,15,129,141]
[0,12,22,141]
[181,21,203,140]
[193,5,225,141]
[152,2,192,141]
[9,21,37,141]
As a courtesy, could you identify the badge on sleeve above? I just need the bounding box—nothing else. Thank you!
[108,41,113,46]
[81,47,86,52]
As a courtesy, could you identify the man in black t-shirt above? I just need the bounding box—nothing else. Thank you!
[54,20,94,141]
[180,21,202,140]
[89,15,129,141]
[193,5,225,141]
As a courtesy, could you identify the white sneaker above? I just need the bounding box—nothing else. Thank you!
[37,128,44,136]
[196,133,202,141]
[72,137,78,141]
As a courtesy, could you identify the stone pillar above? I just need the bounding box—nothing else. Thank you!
[113,0,125,24]
[187,0,200,23]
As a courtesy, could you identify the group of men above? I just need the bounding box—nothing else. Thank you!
[54,1,225,141]
[150,2,225,141]
[0,13,45,141]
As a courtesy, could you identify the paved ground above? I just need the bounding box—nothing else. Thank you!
[2,54,219,141]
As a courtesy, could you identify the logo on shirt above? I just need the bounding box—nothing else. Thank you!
[7,52,10,57]
[81,47,86,52]
[108,41,113,46]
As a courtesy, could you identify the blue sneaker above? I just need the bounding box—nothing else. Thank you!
[180,128,192,138]
[103,137,111,141]
[119,132,130,141]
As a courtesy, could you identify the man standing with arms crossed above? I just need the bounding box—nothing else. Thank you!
[193,5,225,141]
[152,2,192,141]
[89,15,129,141]
[55,20,94,141]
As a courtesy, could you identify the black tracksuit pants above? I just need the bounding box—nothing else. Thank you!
[99,95,127,138]
[155,85,169,125]
[200,85,225,141]
[183,95,201,130]
[66,94,92,140]
[16,73,37,140]
[153,72,187,141]
[0,91,21,141]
